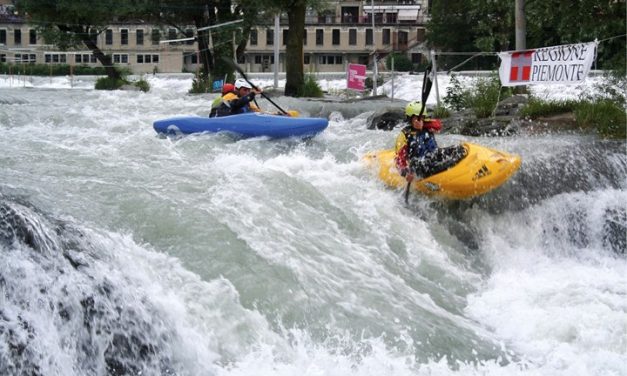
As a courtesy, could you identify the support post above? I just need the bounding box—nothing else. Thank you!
[430,49,440,108]
[371,0,377,96]
[273,15,280,90]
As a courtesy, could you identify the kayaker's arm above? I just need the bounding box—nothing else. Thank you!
[394,132,412,180]
[228,92,257,112]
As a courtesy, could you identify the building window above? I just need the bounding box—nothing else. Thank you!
[185,29,194,45]
[0,30,6,45]
[382,29,390,45]
[29,29,36,45]
[266,29,273,45]
[44,53,67,64]
[254,55,261,64]
[136,29,144,45]
[398,31,408,47]
[0,54,5,63]
[15,54,36,64]
[315,29,323,46]
[168,28,176,41]
[151,29,160,45]
[282,29,288,46]
[14,29,21,45]
[113,54,129,64]
[304,54,310,65]
[137,54,159,63]
[89,28,98,44]
[332,29,340,45]
[318,55,343,65]
[365,29,373,45]
[250,30,257,45]
[303,29,307,45]
[348,29,356,45]
[75,54,93,64]
[121,29,128,45]
[105,29,113,45]
[387,13,397,23]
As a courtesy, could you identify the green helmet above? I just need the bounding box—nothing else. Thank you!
[405,101,424,117]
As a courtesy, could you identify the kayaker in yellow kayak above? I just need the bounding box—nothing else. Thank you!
[394,101,442,184]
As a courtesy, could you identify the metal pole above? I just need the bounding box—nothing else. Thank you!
[515,0,526,50]
[371,0,377,96]
[274,15,280,90]
[430,49,440,108]
[391,56,394,101]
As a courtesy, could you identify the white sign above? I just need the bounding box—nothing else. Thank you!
[498,41,598,86]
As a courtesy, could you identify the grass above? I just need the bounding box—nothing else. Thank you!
[520,98,626,139]
[518,98,580,118]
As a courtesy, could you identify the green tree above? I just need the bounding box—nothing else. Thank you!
[525,0,626,70]
[426,0,487,70]
[427,0,625,71]
[261,0,330,97]
[15,0,148,79]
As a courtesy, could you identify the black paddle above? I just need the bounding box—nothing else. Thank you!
[222,57,289,115]
[404,66,434,204]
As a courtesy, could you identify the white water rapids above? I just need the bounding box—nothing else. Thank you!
[0,74,625,376]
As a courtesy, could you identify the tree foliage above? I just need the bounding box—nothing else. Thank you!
[427,0,626,71]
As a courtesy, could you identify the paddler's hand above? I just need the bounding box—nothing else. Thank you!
[252,87,263,95]
[405,173,414,183]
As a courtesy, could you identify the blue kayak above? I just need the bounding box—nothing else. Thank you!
[153,112,328,139]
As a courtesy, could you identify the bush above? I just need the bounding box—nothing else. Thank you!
[133,78,150,93]
[443,74,466,111]
[444,73,512,118]
[190,75,212,94]
[365,75,384,90]
[466,75,512,118]
[95,76,127,90]
[386,53,413,72]
[299,75,323,97]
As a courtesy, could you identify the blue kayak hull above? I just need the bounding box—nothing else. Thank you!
[153,113,328,139]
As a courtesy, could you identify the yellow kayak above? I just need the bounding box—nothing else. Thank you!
[364,142,521,200]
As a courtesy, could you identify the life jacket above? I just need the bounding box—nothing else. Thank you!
[395,125,438,175]
[211,92,239,117]
[212,92,260,117]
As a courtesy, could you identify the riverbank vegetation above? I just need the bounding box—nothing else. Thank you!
[443,72,626,139]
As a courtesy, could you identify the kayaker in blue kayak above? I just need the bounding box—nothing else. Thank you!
[213,78,262,117]
[394,101,442,183]
[209,83,235,117]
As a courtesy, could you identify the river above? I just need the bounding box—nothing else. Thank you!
[0,75,625,375]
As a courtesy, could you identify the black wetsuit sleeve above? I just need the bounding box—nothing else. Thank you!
[228,92,256,112]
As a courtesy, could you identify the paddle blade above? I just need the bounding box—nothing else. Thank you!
[420,66,433,116]
[287,110,300,117]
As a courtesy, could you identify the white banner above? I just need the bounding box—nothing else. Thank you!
[498,41,598,86]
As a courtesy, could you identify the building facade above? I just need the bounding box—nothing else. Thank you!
[0,0,429,74]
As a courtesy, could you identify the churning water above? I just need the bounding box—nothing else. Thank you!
[0,75,625,375]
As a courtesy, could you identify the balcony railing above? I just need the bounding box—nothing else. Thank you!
[305,15,428,25]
